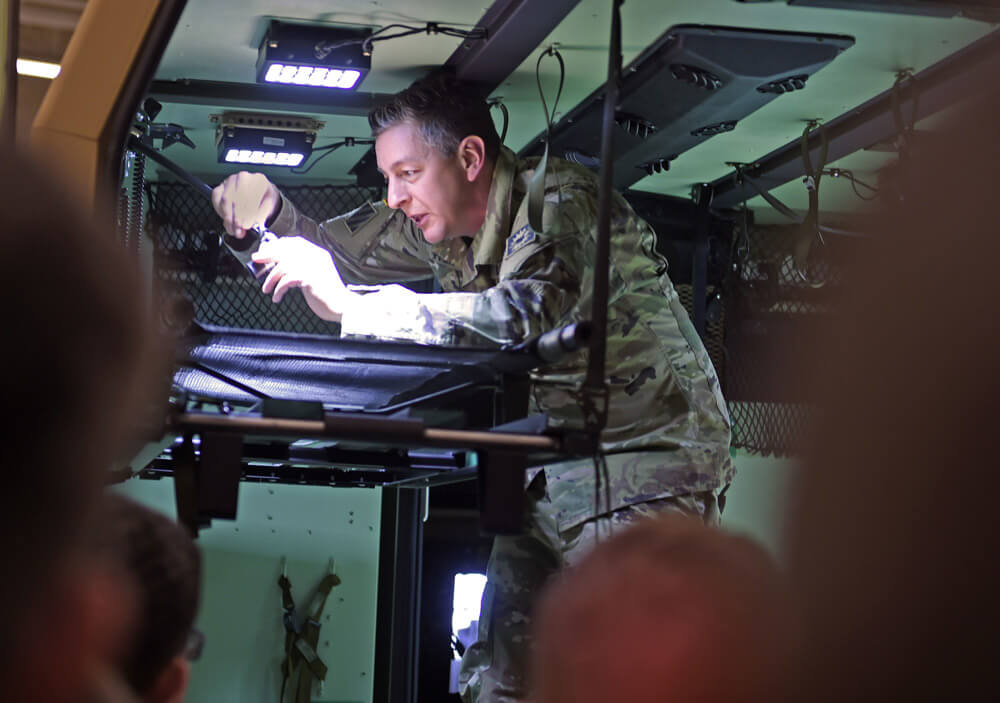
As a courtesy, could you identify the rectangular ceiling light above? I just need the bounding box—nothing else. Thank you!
[213,112,325,167]
[256,20,372,90]
[16,58,61,79]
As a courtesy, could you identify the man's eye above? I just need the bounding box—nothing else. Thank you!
[402,170,418,178]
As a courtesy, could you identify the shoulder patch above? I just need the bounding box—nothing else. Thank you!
[505,225,537,257]
[345,202,379,234]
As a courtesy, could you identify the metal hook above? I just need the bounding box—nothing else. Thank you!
[328,557,336,575]
[280,556,287,578]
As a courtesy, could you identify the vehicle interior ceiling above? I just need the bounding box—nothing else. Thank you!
[107,0,999,468]
[139,0,998,232]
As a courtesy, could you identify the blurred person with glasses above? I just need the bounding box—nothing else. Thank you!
[93,494,203,703]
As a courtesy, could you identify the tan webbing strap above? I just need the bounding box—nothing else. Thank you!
[293,624,324,703]
[278,572,297,703]
[281,567,341,703]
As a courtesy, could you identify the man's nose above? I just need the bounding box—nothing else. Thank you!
[385,179,409,210]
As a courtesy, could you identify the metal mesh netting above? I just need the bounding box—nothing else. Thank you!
[142,177,854,456]
[146,181,383,333]
[722,223,859,455]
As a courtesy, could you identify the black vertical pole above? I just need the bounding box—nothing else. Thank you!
[374,487,422,703]
[692,183,713,339]
[1,0,19,143]
[584,0,624,401]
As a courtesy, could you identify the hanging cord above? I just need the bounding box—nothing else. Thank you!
[527,45,566,235]
[291,137,375,175]
[799,120,829,240]
[727,164,753,272]
[822,167,879,201]
[792,121,830,285]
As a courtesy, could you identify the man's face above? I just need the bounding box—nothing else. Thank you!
[375,121,479,244]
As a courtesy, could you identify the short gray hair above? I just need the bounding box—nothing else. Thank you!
[369,74,500,161]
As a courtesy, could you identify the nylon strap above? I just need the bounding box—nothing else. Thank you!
[794,122,828,275]
[528,48,565,236]
[278,567,341,703]
[278,573,298,693]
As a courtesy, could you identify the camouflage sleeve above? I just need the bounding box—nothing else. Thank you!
[340,187,594,346]
[268,193,434,285]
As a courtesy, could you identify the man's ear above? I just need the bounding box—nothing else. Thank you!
[147,656,191,703]
[458,136,487,181]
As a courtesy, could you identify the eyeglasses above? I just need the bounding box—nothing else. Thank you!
[183,628,205,661]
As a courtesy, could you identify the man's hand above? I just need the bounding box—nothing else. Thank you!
[252,236,358,323]
[211,171,281,239]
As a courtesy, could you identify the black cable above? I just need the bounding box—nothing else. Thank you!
[489,100,509,144]
[821,168,880,202]
[848,175,879,201]
[291,137,374,175]
[336,22,488,56]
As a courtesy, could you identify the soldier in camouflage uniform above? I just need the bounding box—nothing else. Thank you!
[212,75,734,703]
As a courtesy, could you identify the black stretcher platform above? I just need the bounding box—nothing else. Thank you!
[140,322,591,535]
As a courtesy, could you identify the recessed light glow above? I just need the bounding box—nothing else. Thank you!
[262,62,362,89]
[337,69,361,89]
[16,58,61,80]
[223,149,307,166]
[307,68,329,86]
[323,69,343,87]
[264,63,284,82]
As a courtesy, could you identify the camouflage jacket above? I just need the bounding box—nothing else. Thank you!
[270,146,734,528]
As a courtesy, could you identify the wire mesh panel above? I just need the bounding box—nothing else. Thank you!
[147,181,383,334]
[675,283,725,386]
[145,176,859,456]
[723,223,861,456]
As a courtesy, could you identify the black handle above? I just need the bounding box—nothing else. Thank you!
[127,135,214,200]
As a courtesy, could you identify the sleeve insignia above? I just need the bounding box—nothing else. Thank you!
[505,225,537,257]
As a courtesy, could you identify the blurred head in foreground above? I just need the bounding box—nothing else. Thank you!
[784,90,1000,701]
[95,494,202,703]
[531,515,791,703]
[0,149,165,702]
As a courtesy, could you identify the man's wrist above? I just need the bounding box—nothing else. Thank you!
[265,192,283,228]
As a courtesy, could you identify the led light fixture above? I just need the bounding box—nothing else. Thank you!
[16,58,61,79]
[257,20,372,90]
[213,112,325,167]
